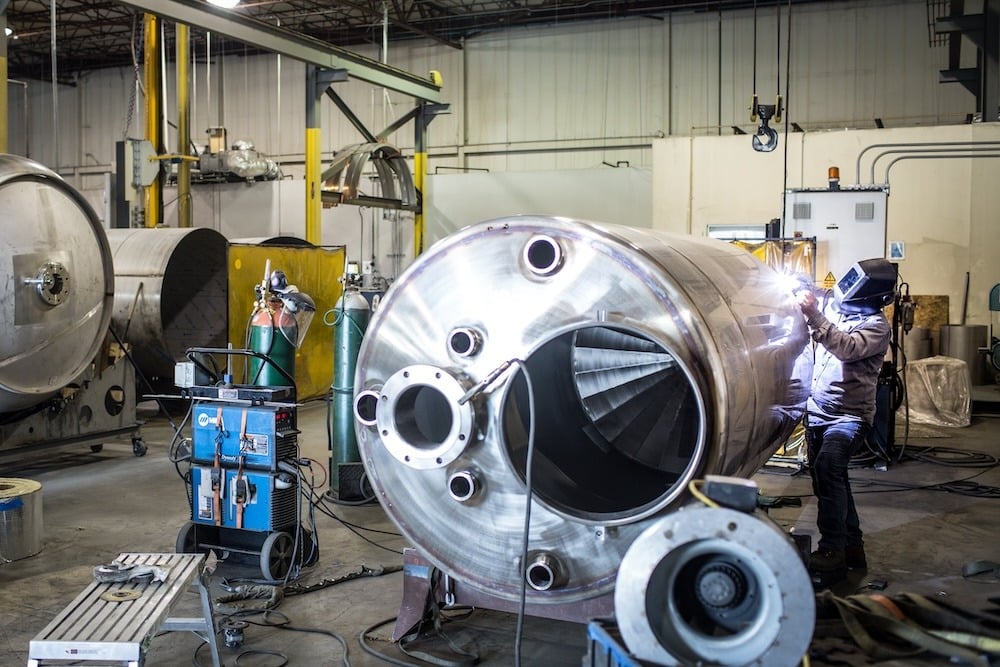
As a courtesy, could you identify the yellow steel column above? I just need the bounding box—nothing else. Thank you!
[305,128,321,243]
[413,102,428,257]
[305,65,322,244]
[143,14,161,228]
[413,150,426,256]
[176,23,191,227]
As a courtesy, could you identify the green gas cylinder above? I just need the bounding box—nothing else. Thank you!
[247,301,297,387]
[328,286,371,497]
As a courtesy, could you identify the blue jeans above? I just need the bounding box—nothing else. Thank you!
[806,420,870,552]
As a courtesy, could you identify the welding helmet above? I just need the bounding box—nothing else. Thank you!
[834,258,897,315]
[276,288,316,348]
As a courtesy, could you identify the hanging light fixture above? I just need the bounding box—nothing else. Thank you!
[206,0,241,8]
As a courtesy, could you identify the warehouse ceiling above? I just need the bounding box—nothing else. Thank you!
[6,0,837,83]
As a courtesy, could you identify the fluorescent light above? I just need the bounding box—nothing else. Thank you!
[206,0,241,8]
[5,27,12,37]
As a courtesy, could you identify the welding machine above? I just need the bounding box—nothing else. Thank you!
[177,393,311,581]
[176,266,317,581]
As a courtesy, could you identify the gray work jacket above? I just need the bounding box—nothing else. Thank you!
[804,302,891,426]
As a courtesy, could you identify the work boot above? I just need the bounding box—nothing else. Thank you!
[845,544,867,570]
[809,549,847,588]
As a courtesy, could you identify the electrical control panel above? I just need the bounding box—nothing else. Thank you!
[190,465,297,532]
[192,404,298,470]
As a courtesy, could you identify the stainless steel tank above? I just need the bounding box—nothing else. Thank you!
[0,155,114,413]
[106,227,228,381]
[354,216,812,608]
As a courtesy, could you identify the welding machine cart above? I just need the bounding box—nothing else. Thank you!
[175,347,311,581]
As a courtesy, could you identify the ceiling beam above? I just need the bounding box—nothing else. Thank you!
[116,0,443,102]
[334,0,462,49]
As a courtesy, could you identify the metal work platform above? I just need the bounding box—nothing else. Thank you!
[26,552,220,667]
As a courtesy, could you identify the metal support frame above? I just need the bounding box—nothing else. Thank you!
[392,548,614,642]
[305,67,349,244]
[936,0,1000,119]
[413,102,450,255]
[117,0,442,103]
[118,0,445,245]
[311,84,449,242]
[325,87,378,144]
[987,0,999,119]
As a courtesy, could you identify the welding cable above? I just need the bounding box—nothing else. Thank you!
[688,479,721,508]
[239,609,351,667]
[309,499,403,554]
[360,617,422,667]
[283,563,403,597]
[511,359,535,667]
[234,651,288,666]
[292,459,321,568]
[301,457,328,489]
[898,446,997,468]
[213,407,225,527]
[107,323,181,433]
[325,486,379,506]
[851,472,1000,499]
[306,484,403,538]
[167,398,195,491]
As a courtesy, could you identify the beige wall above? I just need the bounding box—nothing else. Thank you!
[652,125,1000,326]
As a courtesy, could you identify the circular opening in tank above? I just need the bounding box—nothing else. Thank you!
[354,391,379,426]
[527,562,555,590]
[448,328,480,357]
[523,235,563,276]
[104,386,125,416]
[394,385,454,449]
[501,324,704,523]
[448,471,478,502]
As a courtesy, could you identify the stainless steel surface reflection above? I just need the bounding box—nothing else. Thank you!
[0,155,114,413]
[106,227,229,381]
[355,216,811,607]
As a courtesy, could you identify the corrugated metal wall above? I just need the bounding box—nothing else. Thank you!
[16,0,972,177]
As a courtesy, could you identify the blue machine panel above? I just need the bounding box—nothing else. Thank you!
[192,403,298,470]
[191,465,298,532]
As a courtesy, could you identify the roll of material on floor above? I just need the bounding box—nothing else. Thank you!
[0,478,43,562]
[940,324,989,385]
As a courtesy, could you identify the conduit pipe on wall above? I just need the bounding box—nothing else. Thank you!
[882,152,1000,185]
[867,145,1000,184]
[855,140,1000,184]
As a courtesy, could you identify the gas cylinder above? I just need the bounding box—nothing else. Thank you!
[328,284,371,496]
[247,299,297,387]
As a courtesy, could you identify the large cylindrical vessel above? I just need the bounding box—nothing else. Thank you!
[940,324,989,385]
[0,155,114,413]
[106,227,228,381]
[354,216,812,607]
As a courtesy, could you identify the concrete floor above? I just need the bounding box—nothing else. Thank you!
[2,387,999,667]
